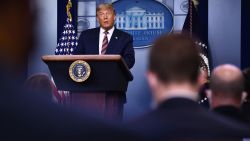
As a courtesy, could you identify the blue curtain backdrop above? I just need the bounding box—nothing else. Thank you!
[241,0,250,69]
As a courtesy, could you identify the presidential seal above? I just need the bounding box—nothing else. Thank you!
[69,60,91,82]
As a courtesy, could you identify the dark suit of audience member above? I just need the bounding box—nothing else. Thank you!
[127,34,250,140]
[243,68,250,123]
[0,1,141,140]
[74,4,135,69]
[207,64,250,125]
[213,105,247,123]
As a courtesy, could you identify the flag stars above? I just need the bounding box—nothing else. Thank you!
[55,22,78,55]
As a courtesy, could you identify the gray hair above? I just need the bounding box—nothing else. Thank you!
[96,3,116,15]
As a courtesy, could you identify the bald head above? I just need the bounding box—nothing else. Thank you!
[210,64,244,100]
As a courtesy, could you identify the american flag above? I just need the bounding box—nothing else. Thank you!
[55,22,78,55]
[182,0,211,76]
[53,0,77,104]
[55,0,78,55]
[182,0,210,106]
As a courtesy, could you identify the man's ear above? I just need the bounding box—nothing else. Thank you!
[198,68,208,87]
[205,89,212,107]
[206,89,212,100]
[241,91,248,103]
[146,71,158,90]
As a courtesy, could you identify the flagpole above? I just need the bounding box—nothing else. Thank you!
[54,0,79,104]
[189,0,193,37]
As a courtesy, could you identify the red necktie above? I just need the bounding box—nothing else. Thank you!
[101,31,109,54]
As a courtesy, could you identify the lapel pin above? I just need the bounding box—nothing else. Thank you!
[115,37,118,39]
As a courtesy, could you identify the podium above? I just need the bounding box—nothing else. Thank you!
[42,55,133,121]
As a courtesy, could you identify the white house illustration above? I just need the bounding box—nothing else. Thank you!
[116,7,165,30]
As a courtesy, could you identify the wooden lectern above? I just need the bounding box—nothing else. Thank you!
[42,55,133,121]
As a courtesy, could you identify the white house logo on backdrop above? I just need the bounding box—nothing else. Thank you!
[116,7,164,30]
[113,0,174,48]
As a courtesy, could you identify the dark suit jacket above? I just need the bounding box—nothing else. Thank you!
[242,102,250,124]
[213,105,250,125]
[74,27,135,69]
[127,98,250,140]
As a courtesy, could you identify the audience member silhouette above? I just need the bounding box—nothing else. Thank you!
[207,64,249,125]
[23,73,53,100]
[127,33,250,140]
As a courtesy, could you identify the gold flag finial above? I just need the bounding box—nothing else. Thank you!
[66,0,73,23]
[192,0,199,9]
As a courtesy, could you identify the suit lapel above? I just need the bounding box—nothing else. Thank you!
[106,29,120,54]
[93,28,100,54]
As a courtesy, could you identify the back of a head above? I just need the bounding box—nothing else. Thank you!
[23,73,53,100]
[148,33,200,84]
[210,64,244,101]
[0,0,35,80]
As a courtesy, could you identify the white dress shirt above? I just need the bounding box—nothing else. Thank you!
[99,26,115,55]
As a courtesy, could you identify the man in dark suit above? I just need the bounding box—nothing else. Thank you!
[127,33,250,140]
[74,3,135,69]
[207,64,249,124]
[74,3,134,121]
